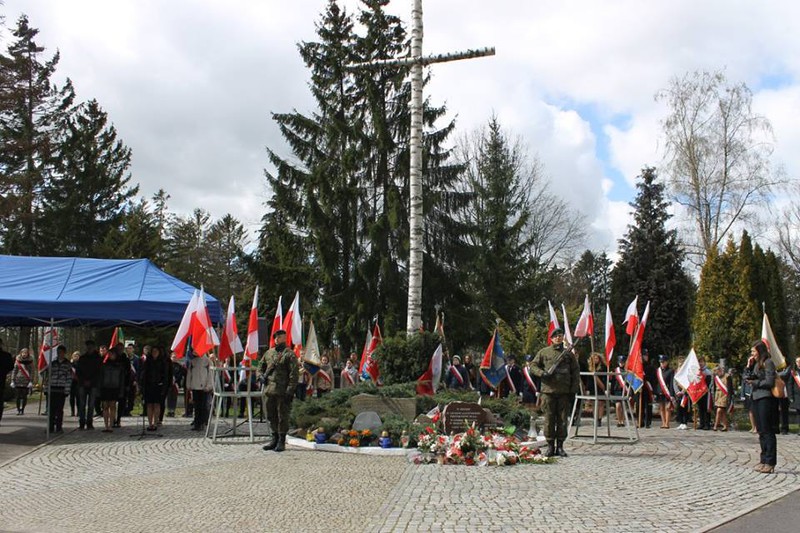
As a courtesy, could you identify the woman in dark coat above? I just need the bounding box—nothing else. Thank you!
[141,346,169,431]
[745,340,779,474]
[99,347,128,432]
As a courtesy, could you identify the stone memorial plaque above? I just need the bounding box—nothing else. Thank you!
[352,411,383,432]
[350,394,416,421]
[442,402,489,434]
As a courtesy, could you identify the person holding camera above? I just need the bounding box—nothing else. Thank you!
[260,329,298,452]
[745,340,779,474]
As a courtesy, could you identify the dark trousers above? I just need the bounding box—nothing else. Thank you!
[191,389,208,429]
[676,402,690,424]
[777,398,790,433]
[77,386,96,427]
[266,394,291,434]
[69,382,78,415]
[754,396,778,466]
[49,390,67,431]
[695,394,711,428]
[0,383,5,423]
[15,387,30,412]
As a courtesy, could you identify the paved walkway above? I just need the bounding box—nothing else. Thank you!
[0,417,798,532]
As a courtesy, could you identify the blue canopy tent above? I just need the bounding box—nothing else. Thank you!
[0,255,223,326]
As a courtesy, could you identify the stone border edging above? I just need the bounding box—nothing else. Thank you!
[698,486,800,532]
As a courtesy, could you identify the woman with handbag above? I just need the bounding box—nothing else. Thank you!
[744,340,779,473]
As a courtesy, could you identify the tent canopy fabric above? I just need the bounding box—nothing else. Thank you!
[0,255,223,327]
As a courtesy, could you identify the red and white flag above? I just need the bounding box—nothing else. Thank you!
[219,295,244,361]
[623,296,639,336]
[171,290,200,359]
[243,287,260,362]
[282,291,302,348]
[604,303,616,367]
[362,323,383,383]
[761,312,787,370]
[626,301,650,381]
[416,343,443,396]
[38,327,59,372]
[546,300,560,345]
[675,348,708,403]
[561,303,573,346]
[191,287,220,356]
[574,294,594,338]
[359,326,373,374]
[269,296,283,349]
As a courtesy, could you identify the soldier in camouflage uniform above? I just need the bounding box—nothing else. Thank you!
[260,330,299,452]
[529,328,580,458]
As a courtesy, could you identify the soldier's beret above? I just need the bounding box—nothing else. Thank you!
[272,329,287,339]
[551,327,564,336]
[658,354,668,362]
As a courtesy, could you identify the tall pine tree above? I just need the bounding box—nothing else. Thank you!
[610,167,693,356]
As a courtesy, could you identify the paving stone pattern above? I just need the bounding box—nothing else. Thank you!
[1,420,798,533]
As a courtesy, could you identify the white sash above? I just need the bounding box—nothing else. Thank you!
[505,366,516,393]
[318,368,332,384]
[342,369,355,385]
[15,360,31,381]
[713,375,728,396]
[792,370,800,389]
[615,367,627,391]
[449,365,464,385]
[523,366,537,394]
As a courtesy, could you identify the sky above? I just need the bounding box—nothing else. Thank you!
[2,0,799,257]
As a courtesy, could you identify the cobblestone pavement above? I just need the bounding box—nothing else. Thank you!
[1,420,798,533]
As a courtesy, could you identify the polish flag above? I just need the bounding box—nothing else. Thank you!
[219,296,244,361]
[416,344,443,396]
[546,301,560,345]
[362,323,383,383]
[243,287,260,362]
[269,296,283,349]
[37,327,59,372]
[574,294,594,338]
[625,301,650,392]
[171,290,199,359]
[191,287,220,357]
[623,296,639,336]
[561,303,573,346]
[359,326,373,374]
[282,291,302,348]
[604,304,616,367]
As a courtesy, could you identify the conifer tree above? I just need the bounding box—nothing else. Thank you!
[610,167,693,356]
[0,15,75,254]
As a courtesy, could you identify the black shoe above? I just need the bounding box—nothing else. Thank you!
[86,424,94,430]
[275,433,286,452]
[556,440,568,457]
[544,441,555,458]
[262,436,279,451]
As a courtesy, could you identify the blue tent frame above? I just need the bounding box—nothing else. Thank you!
[0,255,223,327]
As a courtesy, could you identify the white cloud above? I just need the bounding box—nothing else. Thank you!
[3,0,800,259]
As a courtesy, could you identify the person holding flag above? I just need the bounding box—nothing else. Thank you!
[529,327,580,458]
[260,329,298,452]
[445,355,469,390]
[745,340,779,474]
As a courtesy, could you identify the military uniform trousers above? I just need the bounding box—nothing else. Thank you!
[540,393,572,440]
[266,394,291,434]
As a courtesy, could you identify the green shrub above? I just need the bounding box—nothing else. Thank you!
[373,331,442,385]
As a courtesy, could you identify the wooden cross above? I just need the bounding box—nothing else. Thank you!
[350,0,495,335]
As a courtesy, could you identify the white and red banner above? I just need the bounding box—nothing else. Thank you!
[546,300,560,345]
[219,295,244,361]
[675,348,708,403]
[243,286,260,362]
[561,303,573,346]
[416,343,443,396]
[574,294,594,338]
[623,295,639,336]
[269,296,283,349]
[282,291,302,348]
[604,303,616,367]
[171,290,199,358]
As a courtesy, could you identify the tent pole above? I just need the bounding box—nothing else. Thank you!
[46,319,53,440]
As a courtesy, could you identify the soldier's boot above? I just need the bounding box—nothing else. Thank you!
[262,433,279,451]
[544,440,555,457]
[556,440,568,457]
[274,433,286,452]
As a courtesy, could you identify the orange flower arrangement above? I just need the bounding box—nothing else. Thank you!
[348,438,360,447]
